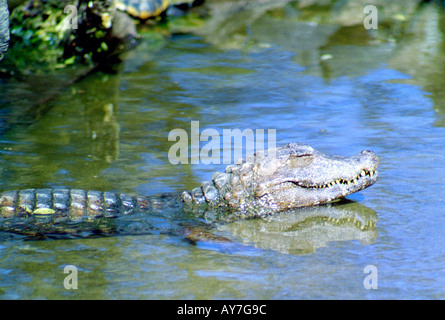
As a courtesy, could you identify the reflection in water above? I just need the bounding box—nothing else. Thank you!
[89,102,120,163]
[386,4,445,126]
[76,71,121,163]
[0,71,124,191]
[220,201,378,255]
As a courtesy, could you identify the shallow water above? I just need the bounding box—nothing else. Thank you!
[0,2,445,299]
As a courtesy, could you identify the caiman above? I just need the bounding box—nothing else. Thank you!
[0,143,379,244]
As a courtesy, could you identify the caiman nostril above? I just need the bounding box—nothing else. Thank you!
[359,150,379,165]
[360,149,379,159]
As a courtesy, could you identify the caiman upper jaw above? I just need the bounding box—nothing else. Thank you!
[291,168,378,191]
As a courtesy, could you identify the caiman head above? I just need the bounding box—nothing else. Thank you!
[182,143,379,216]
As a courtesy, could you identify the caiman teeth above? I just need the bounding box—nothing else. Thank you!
[297,169,377,189]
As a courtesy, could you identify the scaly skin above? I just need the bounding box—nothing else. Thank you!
[0,143,379,239]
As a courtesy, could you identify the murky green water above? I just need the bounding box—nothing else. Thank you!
[1,1,445,299]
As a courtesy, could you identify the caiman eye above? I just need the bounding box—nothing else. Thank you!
[288,153,314,167]
[291,153,312,158]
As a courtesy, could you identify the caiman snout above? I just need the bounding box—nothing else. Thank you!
[357,149,379,172]
[360,149,379,159]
